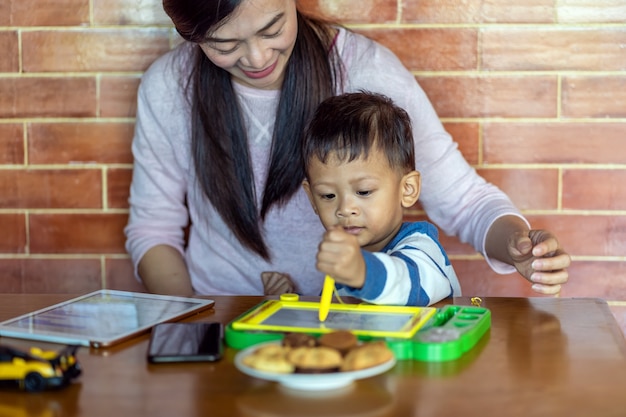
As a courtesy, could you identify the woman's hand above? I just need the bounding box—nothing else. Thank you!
[507,230,571,295]
[486,216,571,295]
[261,271,296,295]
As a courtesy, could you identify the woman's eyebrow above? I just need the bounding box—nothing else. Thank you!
[206,12,285,43]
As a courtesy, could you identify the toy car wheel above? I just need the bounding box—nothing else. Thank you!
[24,372,46,392]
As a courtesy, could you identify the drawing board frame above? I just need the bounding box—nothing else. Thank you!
[230,299,437,339]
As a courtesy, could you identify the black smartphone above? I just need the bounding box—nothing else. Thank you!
[147,322,223,363]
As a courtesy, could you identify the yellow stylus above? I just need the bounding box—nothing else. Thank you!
[319,275,335,322]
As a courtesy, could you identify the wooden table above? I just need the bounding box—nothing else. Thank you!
[0,295,625,417]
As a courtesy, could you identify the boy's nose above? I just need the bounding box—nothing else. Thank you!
[336,198,358,217]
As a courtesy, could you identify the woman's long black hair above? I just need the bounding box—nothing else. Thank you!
[163,0,342,259]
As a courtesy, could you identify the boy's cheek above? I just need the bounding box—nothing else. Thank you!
[318,213,336,230]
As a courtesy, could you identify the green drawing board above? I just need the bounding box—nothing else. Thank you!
[225,300,491,362]
[384,304,491,362]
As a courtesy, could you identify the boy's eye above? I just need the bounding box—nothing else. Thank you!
[357,190,372,196]
[320,193,335,200]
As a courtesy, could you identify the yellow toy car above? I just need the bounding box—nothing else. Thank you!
[0,344,81,392]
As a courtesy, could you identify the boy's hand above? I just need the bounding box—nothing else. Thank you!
[261,271,296,295]
[316,226,366,288]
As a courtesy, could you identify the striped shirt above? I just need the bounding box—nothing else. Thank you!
[338,222,461,306]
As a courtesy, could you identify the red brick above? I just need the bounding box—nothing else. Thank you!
[105,257,147,292]
[410,215,626,299]
[483,28,626,71]
[417,76,557,118]
[107,168,132,209]
[452,259,536,297]
[0,269,20,291]
[0,77,96,118]
[563,170,626,210]
[0,258,102,293]
[0,0,89,26]
[0,124,24,164]
[410,214,585,259]
[477,168,559,210]
[298,0,397,23]
[526,214,626,258]
[0,31,18,72]
[562,76,626,118]
[484,122,626,164]
[28,122,134,165]
[29,213,128,254]
[436,258,626,302]
[93,0,172,25]
[360,28,477,71]
[443,122,480,165]
[558,0,626,23]
[100,76,141,118]
[403,0,555,23]
[563,261,626,300]
[455,258,626,301]
[0,169,102,209]
[0,214,26,253]
[22,29,171,72]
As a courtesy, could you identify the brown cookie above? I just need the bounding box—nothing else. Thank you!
[287,346,343,374]
[243,344,295,374]
[340,341,394,372]
[318,330,358,356]
[282,332,317,349]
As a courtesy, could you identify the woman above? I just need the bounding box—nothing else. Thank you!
[125,0,570,297]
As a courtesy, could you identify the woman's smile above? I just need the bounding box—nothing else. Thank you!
[241,59,278,79]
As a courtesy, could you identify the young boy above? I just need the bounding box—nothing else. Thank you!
[301,92,462,306]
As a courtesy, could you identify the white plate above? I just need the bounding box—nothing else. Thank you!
[234,341,396,391]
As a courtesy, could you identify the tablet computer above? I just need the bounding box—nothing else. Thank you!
[0,290,214,348]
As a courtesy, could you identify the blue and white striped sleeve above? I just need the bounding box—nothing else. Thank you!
[336,222,462,306]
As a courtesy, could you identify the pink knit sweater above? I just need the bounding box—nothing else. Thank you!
[125,28,524,296]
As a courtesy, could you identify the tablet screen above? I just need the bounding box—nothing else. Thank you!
[0,290,214,348]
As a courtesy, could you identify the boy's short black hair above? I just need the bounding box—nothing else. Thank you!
[302,91,415,176]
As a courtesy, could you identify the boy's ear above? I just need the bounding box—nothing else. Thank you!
[401,170,421,208]
[301,179,319,215]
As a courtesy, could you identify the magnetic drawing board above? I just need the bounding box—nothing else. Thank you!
[0,290,215,348]
[225,303,492,363]
[230,299,436,339]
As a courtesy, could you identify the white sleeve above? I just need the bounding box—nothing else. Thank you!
[124,50,192,276]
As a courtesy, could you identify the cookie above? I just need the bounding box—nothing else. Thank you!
[340,341,393,372]
[243,344,294,374]
[282,332,317,349]
[318,330,358,356]
[287,346,343,374]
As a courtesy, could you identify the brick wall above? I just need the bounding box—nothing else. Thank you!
[1,0,625,324]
